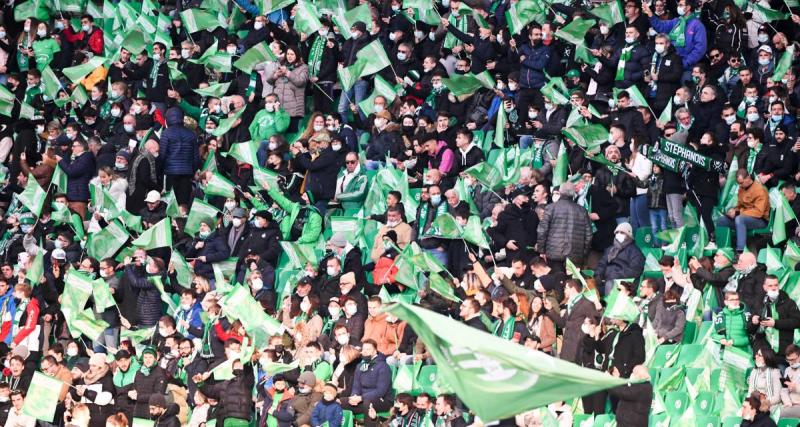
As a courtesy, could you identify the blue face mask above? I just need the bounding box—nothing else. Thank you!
[772,114,783,123]
[430,194,441,205]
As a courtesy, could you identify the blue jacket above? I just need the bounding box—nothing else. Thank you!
[518,42,551,89]
[595,241,645,283]
[59,151,96,202]
[174,302,203,340]
[160,108,200,176]
[233,0,260,15]
[184,231,230,280]
[649,16,707,68]
[352,353,393,402]
[311,400,343,427]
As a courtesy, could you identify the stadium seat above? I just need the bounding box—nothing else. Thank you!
[715,226,733,249]
[681,321,698,344]
[342,410,354,427]
[650,344,680,368]
[572,414,593,427]
[648,412,669,427]
[778,419,800,427]
[675,344,705,365]
[747,209,774,236]
[721,416,743,427]
[694,391,715,413]
[664,391,690,416]
[416,365,439,396]
[592,414,616,427]
[696,415,720,427]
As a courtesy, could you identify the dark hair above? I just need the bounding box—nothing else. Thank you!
[756,345,780,368]
[659,255,674,267]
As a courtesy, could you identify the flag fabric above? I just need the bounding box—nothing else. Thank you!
[505,0,543,34]
[22,372,63,422]
[552,143,568,187]
[18,174,47,216]
[211,358,236,380]
[771,187,796,244]
[385,302,629,421]
[92,278,116,312]
[338,58,367,91]
[234,41,277,73]
[27,248,44,286]
[193,81,231,98]
[561,124,608,155]
[41,66,63,101]
[658,101,672,124]
[494,106,507,148]
[428,273,461,302]
[86,220,130,260]
[185,198,220,236]
[62,56,108,83]
[442,71,495,97]
[554,17,596,46]
[331,3,372,39]
[463,162,503,189]
[355,40,391,76]
[51,165,68,193]
[219,285,283,348]
[772,44,795,82]
[462,216,491,249]
[751,3,791,21]
[180,8,221,33]
[604,294,641,322]
[64,308,109,341]
[132,217,173,250]
[589,0,624,25]
[294,1,323,35]
[163,189,182,218]
[225,140,260,166]
[260,0,296,13]
[171,250,194,287]
[63,268,96,312]
[90,183,120,216]
[204,171,237,198]
[358,75,398,116]
[263,360,300,376]
[210,108,245,137]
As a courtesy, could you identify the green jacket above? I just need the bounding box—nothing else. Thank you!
[335,167,368,215]
[267,187,322,243]
[113,358,141,388]
[249,107,290,142]
[710,305,752,353]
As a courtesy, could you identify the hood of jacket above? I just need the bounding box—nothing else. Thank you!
[165,107,185,127]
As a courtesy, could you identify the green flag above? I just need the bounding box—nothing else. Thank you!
[589,0,624,25]
[261,0,296,13]
[554,17,595,46]
[210,108,245,137]
[385,302,629,421]
[234,41,277,73]
[204,171,237,198]
[658,100,673,124]
[263,360,300,375]
[163,189,182,218]
[211,358,236,380]
[552,143,568,187]
[40,66,63,101]
[462,216,491,249]
[51,164,68,193]
[62,56,108,83]
[193,81,231,98]
[463,162,503,189]
[63,268,95,312]
[219,285,283,348]
[92,278,116,312]
[225,140,260,166]
[167,61,187,82]
[331,3,372,39]
[751,3,790,21]
[171,250,194,287]
[561,124,608,155]
[22,372,63,422]
[180,8,220,33]
[86,220,130,260]
[64,308,109,341]
[604,293,640,322]
[442,71,496,97]
[772,44,795,82]
[294,1,323,34]
[355,40,391,76]
[505,0,543,34]
[185,198,220,236]
[14,0,50,21]
[428,273,461,302]
[18,173,47,216]
[771,187,796,245]
[784,240,800,269]
[27,248,44,286]
[337,59,367,91]
[132,217,173,249]
[90,182,120,216]
[494,106,507,148]
[358,75,398,116]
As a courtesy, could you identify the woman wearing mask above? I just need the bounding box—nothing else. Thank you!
[130,346,167,419]
[687,132,724,241]
[90,166,127,212]
[282,295,323,349]
[268,45,309,133]
[31,21,60,71]
[653,288,687,344]
[183,220,229,281]
[335,297,366,341]
[331,344,362,397]
[10,283,42,362]
[745,105,765,132]
[295,133,339,215]
[63,341,86,370]
[15,19,35,72]
[299,113,330,143]
[747,347,784,411]
[308,29,339,116]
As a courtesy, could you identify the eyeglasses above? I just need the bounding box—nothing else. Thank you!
[346,160,358,164]
[730,58,741,63]
[711,53,722,59]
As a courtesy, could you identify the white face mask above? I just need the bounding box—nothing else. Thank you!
[67,347,79,357]
[724,115,736,125]
[224,201,236,210]
[265,103,276,112]
[673,95,683,105]
[268,141,278,151]
[254,21,264,30]
[431,82,442,90]
[373,105,385,114]
[331,143,342,151]
[624,36,635,44]
[654,44,665,54]
[767,289,779,300]
[313,124,324,132]
[251,278,263,290]
[329,307,341,319]
[336,335,349,345]
[111,109,121,117]
[231,218,243,228]
[158,328,169,337]
[581,324,591,334]
[415,30,424,39]
[326,266,338,276]
[758,58,770,66]
[386,220,399,228]
[747,112,760,122]
[508,82,518,91]
[36,29,46,37]
[755,359,766,368]
[544,103,554,111]
[180,303,191,311]
[181,49,191,59]
[758,33,769,43]
[676,5,686,15]
[529,110,537,119]
[615,233,626,243]
[389,32,397,41]
[374,118,387,129]
[153,53,161,61]
[227,46,237,55]
[397,52,407,61]
[115,161,126,170]
[599,26,609,35]
[345,304,357,315]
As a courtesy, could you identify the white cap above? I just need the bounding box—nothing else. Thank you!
[144,190,161,203]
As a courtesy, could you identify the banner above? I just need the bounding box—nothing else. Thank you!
[646,139,725,173]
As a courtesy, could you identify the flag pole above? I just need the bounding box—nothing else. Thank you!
[311,81,336,103]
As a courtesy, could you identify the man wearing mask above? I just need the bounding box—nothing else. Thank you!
[493,187,537,261]
[370,206,412,262]
[250,94,290,148]
[754,125,796,187]
[648,34,684,114]
[333,153,368,216]
[727,251,766,311]
[337,21,372,122]
[644,0,707,72]
[222,208,251,258]
[716,170,769,253]
[518,25,551,113]
[599,26,648,89]
[709,291,752,353]
[142,43,169,113]
[341,340,393,427]
[239,210,281,267]
[750,275,800,359]
[544,279,600,363]
[325,233,365,288]
[290,371,323,427]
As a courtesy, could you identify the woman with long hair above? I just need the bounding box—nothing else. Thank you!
[267,45,309,133]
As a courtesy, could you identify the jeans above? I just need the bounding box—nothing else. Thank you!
[650,208,668,246]
[93,326,120,353]
[630,194,651,230]
[715,215,767,251]
[666,194,684,228]
[337,80,369,124]
[519,135,534,149]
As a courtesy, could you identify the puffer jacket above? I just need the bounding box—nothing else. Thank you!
[296,148,339,201]
[352,353,393,402]
[710,305,752,352]
[312,399,343,427]
[184,231,230,280]
[201,372,255,422]
[365,128,403,161]
[261,387,295,427]
[160,107,200,176]
[268,63,309,117]
[595,240,645,283]
[518,42,551,89]
[653,303,686,343]
[132,366,168,418]
[536,198,593,264]
[59,151,96,202]
[125,265,164,327]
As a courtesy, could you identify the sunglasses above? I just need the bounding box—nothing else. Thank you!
[346,160,357,164]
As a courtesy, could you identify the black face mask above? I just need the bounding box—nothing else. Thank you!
[274,344,284,354]
[232,368,243,376]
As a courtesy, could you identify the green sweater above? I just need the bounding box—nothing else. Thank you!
[710,306,752,353]
[249,107,290,142]
[267,187,322,243]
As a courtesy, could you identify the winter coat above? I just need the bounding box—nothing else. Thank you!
[154,403,182,427]
[650,47,684,113]
[536,199,593,264]
[334,167,368,215]
[691,264,735,311]
[737,265,767,312]
[160,108,199,175]
[124,265,164,327]
[493,203,538,258]
[547,296,600,363]
[710,305,752,352]
[609,381,653,427]
[132,366,168,418]
[59,151,96,202]
[291,390,323,427]
[352,353,393,403]
[184,231,230,280]
[599,42,650,88]
[653,303,687,343]
[267,187,323,243]
[249,107,291,142]
[740,412,777,427]
[519,42,551,89]
[595,240,645,283]
[750,290,800,356]
[366,128,403,161]
[200,372,255,422]
[238,222,281,265]
[296,148,340,201]
[649,16,708,67]
[312,399,343,427]
[268,63,309,117]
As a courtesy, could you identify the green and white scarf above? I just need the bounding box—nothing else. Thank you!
[616,44,636,81]
[668,13,698,47]
[746,145,761,175]
[494,317,515,340]
[308,36,325,78]
[444,13,467,50]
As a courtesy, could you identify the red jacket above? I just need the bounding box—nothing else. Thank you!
[12,298,39,346]
[63,26,104,56]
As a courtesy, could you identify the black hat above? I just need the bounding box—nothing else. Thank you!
[148,394,167,408]
[509,186,532,200]
[115,349,132,360]
[254,210,272,221]
[351,21,367,33]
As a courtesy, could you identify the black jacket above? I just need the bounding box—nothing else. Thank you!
[296,148,340,201]
[200,368,256,422]
[609,381,653,427]
[750,290,800,356]
[133,366,168,418]
[238,222,281,266]
[650,47,684,113]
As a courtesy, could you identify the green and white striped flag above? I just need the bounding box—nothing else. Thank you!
[772,44,795,82]
[555,17,596,47]
[355,40,391,76]
[260,0,296,14]
[62,268,95,311]
[171,250,194,287]
[590,0,624,25]
[751,3,791,21]
[62,56,108,83]
[92,278,116,312]
[294,1,323,35]
[18,174,46,216]
[27,248,44,286]
[86,220,130,260]
[193,81,231,99]
[132,217,173,250]
[225,140,260,166]
[204,171,237,198]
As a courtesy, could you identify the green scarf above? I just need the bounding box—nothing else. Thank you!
[444,13,467,50]
[766,299,780,353]
[308,36,325,77]
[566,294,582,315]
[747,145,761,175]
[140,364,152,376]
[668,13,698,47]
[616,43,637,81]
[149,60,162,89]
[267,391,283,427]
[494,317,515,340]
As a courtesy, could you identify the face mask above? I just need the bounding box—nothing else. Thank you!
[67,347,79,357]
[158,328,169,337]
[153,53,161,61]
[373,105,385,114]
[432,82,442,90]
[691,76,700,84]
[265,103,275,112]
[227,351,241,361]
[389,33,397,41]
[528,110,537,119]
[724,115,736,125]
[792,363,800,369]
[581,324,591,334]
[747,112,760,122]
[54,240,64,249]
[232,218,243,228]
[181,49,191,59]
[758,57,770,66]
[110,90,120,99]
[758,33,769,43]
[655,44,665,54]
[326,266,338,277]
[508,83,518,91]
[313,124,324,132]
[747,138,758,149]
[111,109,122,118]
[386,220,399,228]
[36,125,44,133]
[82,24,90,32]
[430,194,441,205]
[767,289,779,300]
[648,27,657,36]
[199,230,211,239]
[254,21,264,30]
[414,30,425,40]
[251,278,263,290]
[227,46,237,55]
[124,124,135,133]
[224,201,236,211]
[351,31,361,39]
[615,233,626,243]
[336,335,349,345]
[345,305,357,315]
[677,6,686,15]
[85,119,96,125]
[772,114,783,123]
[397,52,407,61]
[545,102,555,111]
[0,32,6,39]
[599,26,609,35]
[331,143,342,151]
[769,95,778,104]
[673,95,683,105]
[746,96,757,104]
[374,118,386,129]
[756,360,765,368]
[625,36,635,44]
[20,225,31,234]
[36,29,46,37]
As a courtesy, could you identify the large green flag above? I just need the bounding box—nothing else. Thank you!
[171,249,194,287]
[234,41,277,73]
[219,285,283,348]
[51,164,68,193]
[442,71,496,97]
[64,308,109,341]
[338,59,367,91]
[14,0,50,21]
[193,81,231,98]
[62,56,108,83]
[40,66,63,101]
[62,268,95,312]
[385,303,629,421]
[505,0,543,34]
[204,171,237,198]
[225,140,260,166]
[428,273,461,302]
[561,124,608,155]
[92,278,116,312]
[462,216,491,249]
[355,40,391,76]
[463,162,503,189]
[210,108,245,137]
[180,8,220,33]
[771,187,796,244]
[27,248,44,286]
[294,1,323,34]
[261,0,296,13]
[185,198,220,236]
[552,143,568,187]
[22,372,63,422]
[589,0,624,25]
[751,3,790,21]
[86,220,130,260]
[331,3,372,39]
[554,17,596,46]
[494,106,507,148]
[90,182,120,216]
[132,217,173,250]
[358,75,398,116]
[772,44,795,82]
[18,174,47,216]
